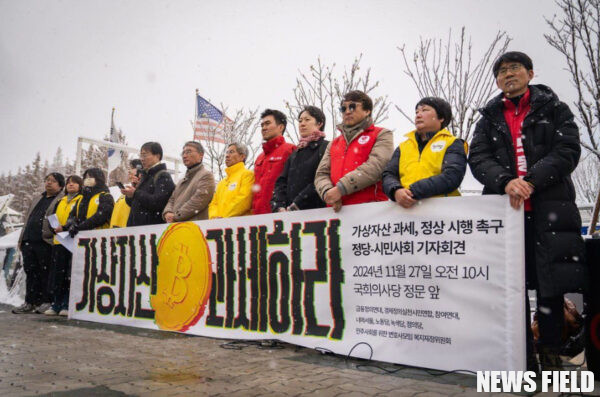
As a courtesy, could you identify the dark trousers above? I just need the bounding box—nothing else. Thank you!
[21,241,52,306]
[48,244,72,311]
[524,213,564,364]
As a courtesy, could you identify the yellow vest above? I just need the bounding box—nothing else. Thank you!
[109,195,130,228]
[76,192,110,229]
[399,129,466,197]
[209,162,254,219]
[53,194,82,245]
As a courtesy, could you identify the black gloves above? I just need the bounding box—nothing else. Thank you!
[68,223,79,238]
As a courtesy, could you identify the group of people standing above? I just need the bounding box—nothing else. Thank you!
[12,50,585,372]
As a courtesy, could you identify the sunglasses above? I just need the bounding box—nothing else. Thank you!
[339,103,359,113]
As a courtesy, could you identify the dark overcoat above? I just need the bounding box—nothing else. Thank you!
[468,84,587,297]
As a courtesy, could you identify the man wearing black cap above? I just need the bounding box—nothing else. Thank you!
[382,97,467,207]
[469,51,586,371]
[13,172,65,314]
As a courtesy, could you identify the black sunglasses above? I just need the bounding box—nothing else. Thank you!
[339,103,358,113]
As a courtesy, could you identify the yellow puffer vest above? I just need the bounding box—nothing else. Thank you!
[109,195,130,228]
[53,194,82,244]
[399,129,466,197]
[76,192,110,229]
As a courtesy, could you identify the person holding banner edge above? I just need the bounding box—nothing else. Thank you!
[271,106,329,212]
[163,141,215,222]
[209,142,255,219]
[123,142,175,226]
[66,168,114,237]
[314,90,393,212]
[382,97,467,207]
[468,51,587,371]
[252,109,296,215]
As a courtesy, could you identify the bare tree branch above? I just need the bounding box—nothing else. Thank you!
[397,28,511,142]
[284,55,391,143]
[544,0,600,162]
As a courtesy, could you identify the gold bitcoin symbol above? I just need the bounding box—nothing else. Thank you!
[162,243,191,308]
[151,223,212,332]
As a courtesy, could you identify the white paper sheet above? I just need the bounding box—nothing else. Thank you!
[47,214,60,229]
[56,231,75,253]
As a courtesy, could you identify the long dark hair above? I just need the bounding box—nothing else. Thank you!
[83,168,108,190]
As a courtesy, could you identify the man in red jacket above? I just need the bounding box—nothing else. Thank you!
[315,91,393,212]
[252,109,295,215]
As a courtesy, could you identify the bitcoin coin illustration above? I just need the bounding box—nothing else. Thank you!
[151,222,212,332]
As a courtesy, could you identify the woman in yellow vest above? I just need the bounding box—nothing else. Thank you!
[44,175,83,316]
[110,159,142,228]
[66,168,115,237]
[382,97,467,208]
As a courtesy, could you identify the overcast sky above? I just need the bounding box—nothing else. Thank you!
[0,0,572,188]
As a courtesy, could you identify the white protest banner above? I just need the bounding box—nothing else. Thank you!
[69,195,525,372]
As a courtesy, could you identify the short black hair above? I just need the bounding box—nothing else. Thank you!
[416,97,453,129]
[46,172,65,187]
[141,141,163,160]
[343,90,373,113]
[260,109,287,130]
[298,106,326,131]
[493,51,533,78]
[129,159,143,170]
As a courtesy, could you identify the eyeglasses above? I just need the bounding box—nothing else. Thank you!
[339,103,359,113]
[497,64,523,76]
[181,149,197,156]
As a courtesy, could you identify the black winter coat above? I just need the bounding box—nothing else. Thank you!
[271,137,328,211]
[68,185,114,231]
[468,84,587,297]
[126,163,175,227]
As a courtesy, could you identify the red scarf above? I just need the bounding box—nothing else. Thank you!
[503,89,532,210]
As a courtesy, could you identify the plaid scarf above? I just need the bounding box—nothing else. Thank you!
[297,130,325,149]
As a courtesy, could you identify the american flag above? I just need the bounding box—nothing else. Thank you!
[194,93,232,144]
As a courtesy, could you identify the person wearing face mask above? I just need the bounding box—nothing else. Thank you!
[44,175,83,316]
[110,159,142,228]
[66,168,114,238]
[12,173,65,314]
[382,97,467,208]
[315,90,394,212]
[271,106,329,212]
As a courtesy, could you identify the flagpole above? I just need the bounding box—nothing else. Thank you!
[193,89,199,141]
